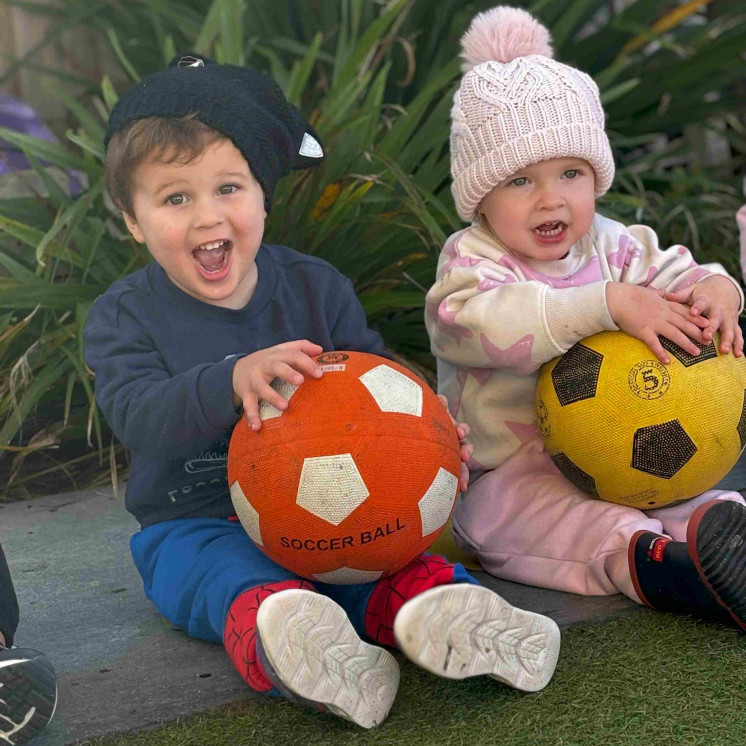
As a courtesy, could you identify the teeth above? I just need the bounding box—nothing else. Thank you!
[197,240,227,251]
[534,223,564,236]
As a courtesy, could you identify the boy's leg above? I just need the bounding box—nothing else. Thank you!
[453,438,661,600]
[0,540,57,746]
[131,518,398,727]
[329,554,561,692]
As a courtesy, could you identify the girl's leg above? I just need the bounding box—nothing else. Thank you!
[648,489,746,541]
[452,438,664,601]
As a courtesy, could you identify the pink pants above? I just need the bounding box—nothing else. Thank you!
[452,438,745,603]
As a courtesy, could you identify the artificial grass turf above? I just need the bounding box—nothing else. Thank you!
[82,612,746,746]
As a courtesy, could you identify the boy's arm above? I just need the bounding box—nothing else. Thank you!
[84,298,241,460]
[329,277,392,359]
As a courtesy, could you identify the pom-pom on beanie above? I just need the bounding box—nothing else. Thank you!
[104,53,324,213]
[451,6,614,222]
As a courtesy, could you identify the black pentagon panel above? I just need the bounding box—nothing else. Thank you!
[738,389,746,451]
[551,453,599,497]
[658,335,717,367]
[632,420,697,479]
[551,343,603,407]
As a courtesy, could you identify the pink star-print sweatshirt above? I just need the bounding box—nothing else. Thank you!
[425,213,743,472]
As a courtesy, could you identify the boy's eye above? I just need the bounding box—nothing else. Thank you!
[219,184,238,195]
[510,177,528,187]
[166,194,185,206]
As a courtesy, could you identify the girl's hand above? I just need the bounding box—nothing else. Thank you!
[606,283,709,364]
[665,275,743,356]
[437,393,473,493]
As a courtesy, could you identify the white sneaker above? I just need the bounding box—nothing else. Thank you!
[393,584,560,692]
[256,589,399,728]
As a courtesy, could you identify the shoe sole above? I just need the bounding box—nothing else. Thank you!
[0,649,57,745]
[256,589,399,729]
[393,585,560,692]
[687,499,746,632]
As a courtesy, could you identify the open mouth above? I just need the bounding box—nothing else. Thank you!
[193,239,232,275]
[533,221,566,236]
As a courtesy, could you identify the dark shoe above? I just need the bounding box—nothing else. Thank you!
[255,589,399,729]
[629,501,746,630]
[686,499,746,631]
[0,646,57,744]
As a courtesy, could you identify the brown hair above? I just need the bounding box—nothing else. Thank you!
[105,114,225,214]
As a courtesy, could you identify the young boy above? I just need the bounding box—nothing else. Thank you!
[0,541,57,745]
[84,53,561,728]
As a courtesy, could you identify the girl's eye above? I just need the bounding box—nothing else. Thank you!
[219,184,238,195]
[510,177,528,187]
[166,194,185,206]
[564,169,580,179]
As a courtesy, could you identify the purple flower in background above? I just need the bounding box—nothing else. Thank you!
[0,92,82,194]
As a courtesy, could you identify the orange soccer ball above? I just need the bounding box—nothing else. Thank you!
[227,351,461,584]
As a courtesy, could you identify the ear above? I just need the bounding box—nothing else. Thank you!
[122,211,145,244]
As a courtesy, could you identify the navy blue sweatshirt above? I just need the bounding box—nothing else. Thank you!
[83,244,389,528]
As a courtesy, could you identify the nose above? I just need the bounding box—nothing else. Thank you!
[536,183,565,211]
[192,197,223,230]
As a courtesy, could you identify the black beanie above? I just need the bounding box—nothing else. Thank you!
[104,53,324,212]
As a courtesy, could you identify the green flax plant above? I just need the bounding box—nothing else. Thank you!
[0,0,744,496]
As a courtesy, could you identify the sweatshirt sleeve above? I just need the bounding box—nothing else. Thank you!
[609,223,744,311]
[83,292,242,460]
[425,229,617,372]
[329,277,392,360]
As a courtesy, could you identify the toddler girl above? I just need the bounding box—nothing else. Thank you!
[427,5,746,628]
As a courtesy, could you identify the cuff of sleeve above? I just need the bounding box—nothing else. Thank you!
[196,354,247,429]
[545,281,618,351]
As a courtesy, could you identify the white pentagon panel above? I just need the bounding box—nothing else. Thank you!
[297,454,369,526]
[230,481,263,546]
[359,365,423,416]
[418,468,458,536]
[259,378,299,421]
[313,567,383,585]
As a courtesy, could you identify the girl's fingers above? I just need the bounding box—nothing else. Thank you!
[718,319,735,354]
[734,323,744,357]
[689,298,708,318]
[670,315,706,343]
[664,326,701,357]
[643,333,670,364]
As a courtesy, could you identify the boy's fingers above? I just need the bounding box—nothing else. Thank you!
[288,351,323,378]
[274,362,304,386]
[242,396,261,431]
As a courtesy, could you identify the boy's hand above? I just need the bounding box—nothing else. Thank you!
[233,340,323,431]
[665,275,743,357]
[437,394,473,494]
[606,283,709,364]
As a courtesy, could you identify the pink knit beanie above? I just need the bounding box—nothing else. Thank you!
[450,6,615,222]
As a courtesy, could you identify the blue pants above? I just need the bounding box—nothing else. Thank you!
[131,517,475,644]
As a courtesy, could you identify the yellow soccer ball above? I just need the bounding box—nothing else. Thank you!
[535,330,746,509]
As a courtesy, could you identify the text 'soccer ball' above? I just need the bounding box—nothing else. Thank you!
[535,331,746,509]
[228,351,461,584]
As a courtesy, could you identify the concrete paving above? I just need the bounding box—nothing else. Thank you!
[2,453,745,745]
